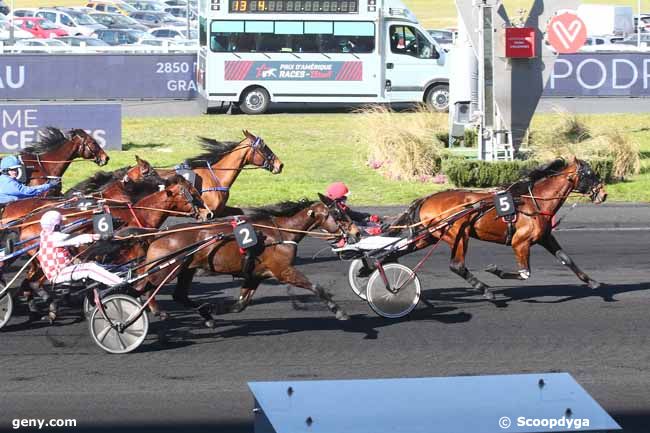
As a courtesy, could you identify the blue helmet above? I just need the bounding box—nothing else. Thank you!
[0,155,21,171]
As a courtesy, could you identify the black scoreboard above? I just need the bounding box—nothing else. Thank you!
[230,0,359,13]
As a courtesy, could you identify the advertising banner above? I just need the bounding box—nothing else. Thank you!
[224,60,363,81]
[545,53,650,97]
[0,54,197,100]
[0,103,121,151]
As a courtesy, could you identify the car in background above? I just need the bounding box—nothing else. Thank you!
[0,15,34,40]
[0,0,10,16]
[148,26,196,39]
[635,15,650,32]
[89,12,148,31]
[164,6,196,21]
[125,0,166,11]
[13,37,69,52]
[619,33,650,47]
[129,10,183,28]
[91,27,149,45]
[13,17,68,38]
[9,8,39,18]
[58,35,111,47]
[585,35,624,46]
[427,29,454,52]
[35,8,105,36]
[163,0,188,6]
[86,1,138,15]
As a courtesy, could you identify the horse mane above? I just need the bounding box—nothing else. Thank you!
[64,167,131,197]
[188,137,241,168]
[247,199,315,220]
[506,158,568,196]
[23,127,68,154]
[385,195,432,235]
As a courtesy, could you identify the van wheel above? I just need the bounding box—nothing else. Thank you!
[425,84,449,112]
[239,87,270,115]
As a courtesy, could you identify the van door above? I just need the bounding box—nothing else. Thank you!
[384,23,442,103]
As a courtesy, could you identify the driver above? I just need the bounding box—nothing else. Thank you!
[38,210,126,288]
[0,155,58,204]
[325,182,387,236]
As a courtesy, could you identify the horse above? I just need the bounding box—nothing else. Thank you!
[19,127,110,187]
[157,130,283,216]
[0,156,156,227]
[122,197,359,326]
[387,157,607,299]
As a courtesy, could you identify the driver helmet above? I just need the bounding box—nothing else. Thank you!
[325,182,350,201]
[40,210,63,232]
[0,155,21,172]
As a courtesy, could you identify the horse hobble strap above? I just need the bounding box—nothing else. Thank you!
[502,213,517,246]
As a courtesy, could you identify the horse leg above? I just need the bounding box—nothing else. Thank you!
[278,266,349,320]
[538,234,600,289]
[229,278,261,313]
[172,267,199,308]
[445,227,494,299]
[485,238,532,280]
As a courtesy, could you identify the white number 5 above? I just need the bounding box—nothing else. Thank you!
[498,196,511,212]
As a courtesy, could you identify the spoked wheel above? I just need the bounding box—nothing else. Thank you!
[89,294,148,354]
[367,263,421,319]
[348,259,374,300]
[0,290,13,330]
[82,296,94,320]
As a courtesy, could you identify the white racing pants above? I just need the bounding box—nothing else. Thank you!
[52,262,123,287]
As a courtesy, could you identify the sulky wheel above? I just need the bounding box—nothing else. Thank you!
[348,259,373,300]
[89,294,148,354]
[366,263,421,319]
[0,289,13,330]
[82,295,94,320]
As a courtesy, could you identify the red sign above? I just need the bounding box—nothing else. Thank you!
[505,27,536,58]
[546,11,587,54]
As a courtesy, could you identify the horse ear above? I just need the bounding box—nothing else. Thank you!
[569,155,578,164]
[318,193,333,206]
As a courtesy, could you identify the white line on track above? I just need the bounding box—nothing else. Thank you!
[557,227,650,232]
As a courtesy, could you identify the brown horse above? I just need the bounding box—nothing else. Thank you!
[127,198,358,326]
[157,130,283,216]
[388,157,607,299]
[20,127,110,187]
[0,156,155,227]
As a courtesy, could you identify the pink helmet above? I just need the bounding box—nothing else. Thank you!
[326,182,350,200]
[40,210,62,231]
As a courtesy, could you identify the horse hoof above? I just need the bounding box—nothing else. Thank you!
[588,280,601,290]
[485,264,498,274]
[335,310,350,321]
[483,289,496,301]
[155,311,169,321]
[229,302,245,314]
[204,320,216,329]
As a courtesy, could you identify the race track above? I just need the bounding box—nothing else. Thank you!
[1,204,650,432]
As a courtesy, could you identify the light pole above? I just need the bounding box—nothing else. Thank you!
[638,0,641,49]
[186,0,191,40]
[9,0,15,45]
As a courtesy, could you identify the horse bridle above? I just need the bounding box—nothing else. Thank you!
[71,130,104,165]
[180,186,204,217]
[248,136,277,172]
[308,203,354,240]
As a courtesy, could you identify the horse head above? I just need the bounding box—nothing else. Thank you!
[68,129,109,166]
[163,175,210,221]
[242,130,283,174]
[315,194,360,241]
[123,156,158,184]
[571,157,607,204]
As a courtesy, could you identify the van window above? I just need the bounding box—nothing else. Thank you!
[389,25,437,59]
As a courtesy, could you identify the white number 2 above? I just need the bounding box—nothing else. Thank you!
[240,228,252,245]
[498,196,511,213]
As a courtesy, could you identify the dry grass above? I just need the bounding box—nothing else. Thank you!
[358,104,448,182]
[529,113,641,180]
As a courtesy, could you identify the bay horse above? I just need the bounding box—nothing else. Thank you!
[388,157,607,299]
[157,130,283,216]
[0,156,156,227]
[124,198,358,326]
[20,127,110,187]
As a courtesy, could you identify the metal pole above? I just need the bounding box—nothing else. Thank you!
[638,0,641,49]
[9,0,15,45]
[187,0,191,40]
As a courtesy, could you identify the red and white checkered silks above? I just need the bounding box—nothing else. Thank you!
[38,231,73,282]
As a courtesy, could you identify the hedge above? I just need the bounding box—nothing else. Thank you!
[442,158,614,188]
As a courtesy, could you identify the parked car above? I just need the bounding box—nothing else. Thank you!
[14,38,69,52]
[585,35,624,46]
[9,8,39,18]
[86,1,138,15]
[148,26,196,40]
[0,15,34,41]
[13,17,68,38]
[163,0,188,6]
[129,10,183,28]
[89,12,148,31]
[635,15,650,32]
[58,35,110,47]
[91,27,149,45]
[163,6,196,20]
[0,0,10,16]
[35,8,105,36]
[125,0,166,12]
[619,33,650,47]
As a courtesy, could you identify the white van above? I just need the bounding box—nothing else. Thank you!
[197,0,450,114]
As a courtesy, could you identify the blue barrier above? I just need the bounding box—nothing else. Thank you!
[249,373,621,433]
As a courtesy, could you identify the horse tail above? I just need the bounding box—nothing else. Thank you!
[386,196,427,235]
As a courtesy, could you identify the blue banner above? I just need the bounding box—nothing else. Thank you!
[0,54,197,100]
[544,53,650,97]
[0,103,121,151]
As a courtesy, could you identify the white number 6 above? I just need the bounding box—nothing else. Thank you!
[98,217,109,233]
